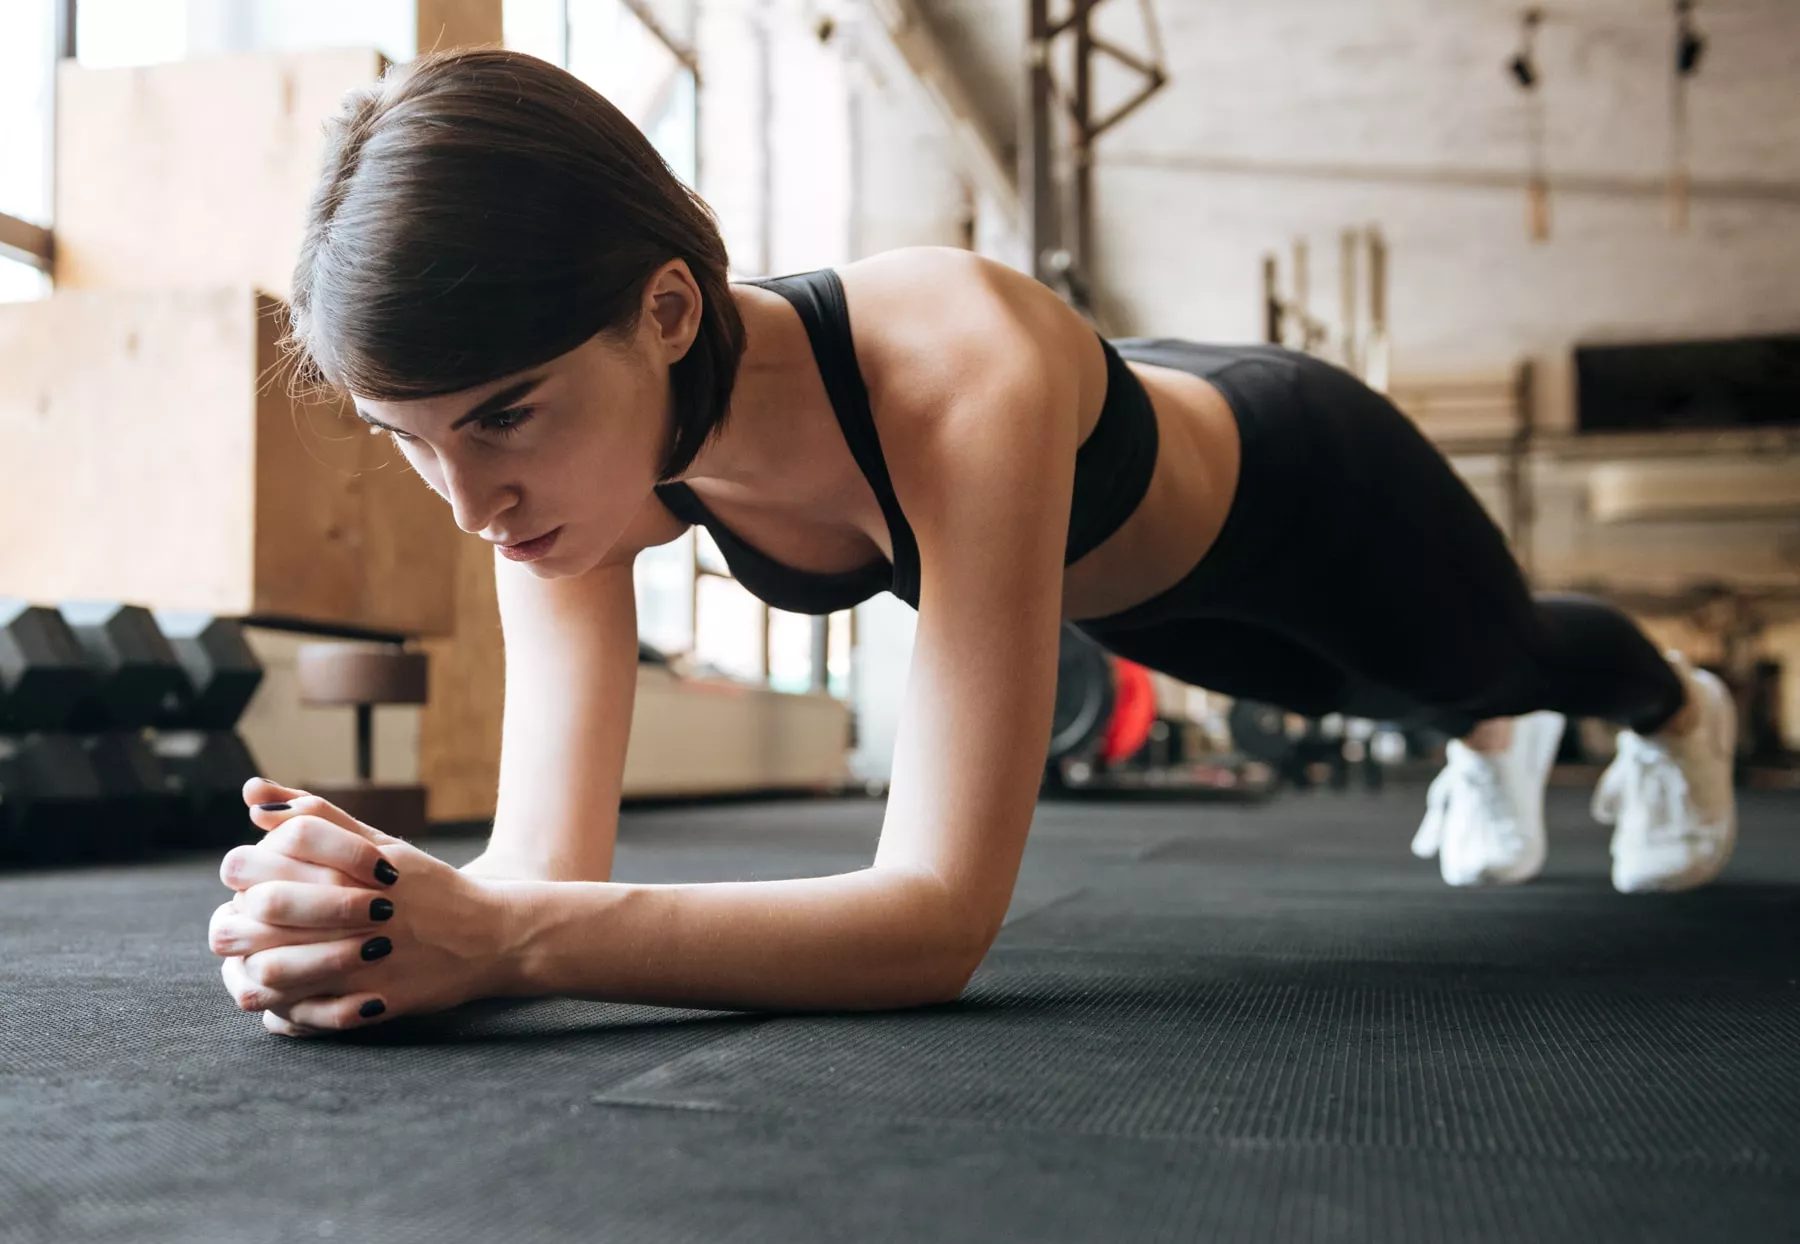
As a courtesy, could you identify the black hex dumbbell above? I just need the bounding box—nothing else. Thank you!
[60,602,193,732]
[150,611,265,848]
[0,600,96,732]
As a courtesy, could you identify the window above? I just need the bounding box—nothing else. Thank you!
[0,0,53,293]
[75,0,186,68]
[512,0,856,697]
[0,258,49,302]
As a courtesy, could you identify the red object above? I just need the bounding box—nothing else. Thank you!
[1100,657,1157,764]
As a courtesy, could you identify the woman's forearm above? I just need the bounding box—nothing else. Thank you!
[493,866,978,1012]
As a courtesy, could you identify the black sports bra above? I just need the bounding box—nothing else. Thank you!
[652,267,1159,614]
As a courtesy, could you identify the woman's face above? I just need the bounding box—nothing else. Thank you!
[350,266,700,578]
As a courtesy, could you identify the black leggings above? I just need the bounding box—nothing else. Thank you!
[1074,341,1685,738]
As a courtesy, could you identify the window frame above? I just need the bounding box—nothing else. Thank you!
[0,0,69,272]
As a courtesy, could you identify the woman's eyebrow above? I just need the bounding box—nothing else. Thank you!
[449,376,547,429]
[354,375,547,434]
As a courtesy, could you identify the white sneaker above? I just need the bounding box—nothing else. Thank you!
[1412,711,1566,886]
[1594,654,1737,894]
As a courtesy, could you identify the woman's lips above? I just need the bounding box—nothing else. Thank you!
[498,528,561,562]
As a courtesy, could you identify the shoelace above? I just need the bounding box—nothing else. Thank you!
[1594,732,1695,847]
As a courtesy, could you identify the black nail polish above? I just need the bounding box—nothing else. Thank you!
[361,936,392,961]
[256,802,291,812]
[374,859,399,886]
[369,898,394,922]
[360,999,386,1019]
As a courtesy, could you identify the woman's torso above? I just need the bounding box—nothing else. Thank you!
[630,247,1246,623]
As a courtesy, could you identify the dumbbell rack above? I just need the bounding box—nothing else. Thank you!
[0,600,265,866]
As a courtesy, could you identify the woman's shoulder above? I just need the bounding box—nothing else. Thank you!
[836,247,1097,412]
[838,246,1070,342]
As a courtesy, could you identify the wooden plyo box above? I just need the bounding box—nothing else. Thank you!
[52,47,389,301]
[0,287,456,636]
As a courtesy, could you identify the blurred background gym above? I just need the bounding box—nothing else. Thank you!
[2,3,1797,1241]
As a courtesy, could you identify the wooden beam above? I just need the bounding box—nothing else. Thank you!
[0,212,52,272]
[416,0,504,55]
[409,0,509,823]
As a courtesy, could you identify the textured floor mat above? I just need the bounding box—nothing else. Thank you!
[2,788,1797,1242]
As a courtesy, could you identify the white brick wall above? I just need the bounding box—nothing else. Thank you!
[1082,0,1800,428]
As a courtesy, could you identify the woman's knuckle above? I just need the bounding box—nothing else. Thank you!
[219,848,254,885]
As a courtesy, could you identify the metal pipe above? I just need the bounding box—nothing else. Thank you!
[1262,254,1281,345]
[755,0,773,274]
[355,704,374,783]
[1025,0,1057,285]
[1292,237,1309,337]
[56,0,76,59]
[810,617,830,693]
[1366,227,1387,333]
[1364,225,1390,392]
[1072,0,1094,281]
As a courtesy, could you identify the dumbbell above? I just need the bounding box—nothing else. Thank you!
[60,602,191,846]
[59,602,192,731]
[0,603,268,862]
[149,611,265,849]
[0,599,95,732]
[0,734,116,864]
[0,602,130,863]
[296,643,430,839]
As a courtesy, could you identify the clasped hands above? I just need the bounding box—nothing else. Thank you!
[210,777,523,1037]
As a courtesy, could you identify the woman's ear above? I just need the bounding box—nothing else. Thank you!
[646,262,704,358]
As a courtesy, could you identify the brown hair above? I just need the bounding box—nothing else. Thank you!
[287,48,743,481]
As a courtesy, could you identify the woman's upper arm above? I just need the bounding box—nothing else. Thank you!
[488,497,688,863]
[871,330,1082,965]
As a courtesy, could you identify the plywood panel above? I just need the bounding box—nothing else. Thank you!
[419,534,506,821]
[0,288,457,634]
[53,48,387,299]
[623,674,853,797]
[0,288,256,611]
[250,293,455,634]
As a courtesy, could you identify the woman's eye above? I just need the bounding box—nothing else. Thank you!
[481,407,535,438]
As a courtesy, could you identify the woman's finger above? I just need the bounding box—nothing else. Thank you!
[237,933,394,1007]
[234,879,398,931]
[279,992,391,1031]
[222,953,270,1012]
[242,776,314,808]
[219,842,362,892]
[252,816,401,891]
[209,892,394,957]
[263,1008,325,1038]
[243,781,403,847]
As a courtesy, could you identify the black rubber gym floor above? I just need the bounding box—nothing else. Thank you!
[3,785,1797,1243]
